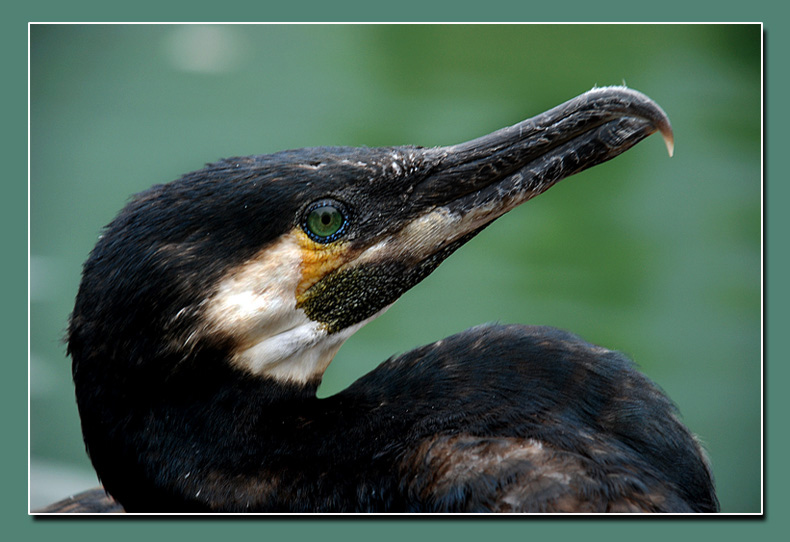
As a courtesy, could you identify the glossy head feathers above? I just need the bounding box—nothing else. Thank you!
[69,86,672,387]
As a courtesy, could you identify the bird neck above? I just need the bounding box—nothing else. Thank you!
[78,352,326,512]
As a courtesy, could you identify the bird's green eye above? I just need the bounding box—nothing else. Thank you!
[303,200,348,243]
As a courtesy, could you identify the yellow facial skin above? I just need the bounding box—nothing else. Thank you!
[292,228,356,301]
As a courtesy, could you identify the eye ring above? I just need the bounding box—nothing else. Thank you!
[301,199,349,243]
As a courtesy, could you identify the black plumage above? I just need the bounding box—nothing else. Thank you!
[43,87,718,513]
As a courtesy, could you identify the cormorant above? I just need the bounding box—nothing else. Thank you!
[39,87,718,513]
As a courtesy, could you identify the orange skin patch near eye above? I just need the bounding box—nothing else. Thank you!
[292,229,357,301]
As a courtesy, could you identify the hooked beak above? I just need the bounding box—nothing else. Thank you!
[298,86,672,333]
[412,86,672,233]
[378,86,672,267]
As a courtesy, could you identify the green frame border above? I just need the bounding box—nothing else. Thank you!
[10,2,783,540]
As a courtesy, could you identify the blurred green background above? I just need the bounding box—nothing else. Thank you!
[29,24,760,513]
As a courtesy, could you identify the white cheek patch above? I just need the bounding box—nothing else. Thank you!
[237,316,328,376]
[204,234,305,345]
[201,233,388,385]
[235,309,385,384]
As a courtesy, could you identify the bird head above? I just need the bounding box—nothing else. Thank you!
[68,86,673,390]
